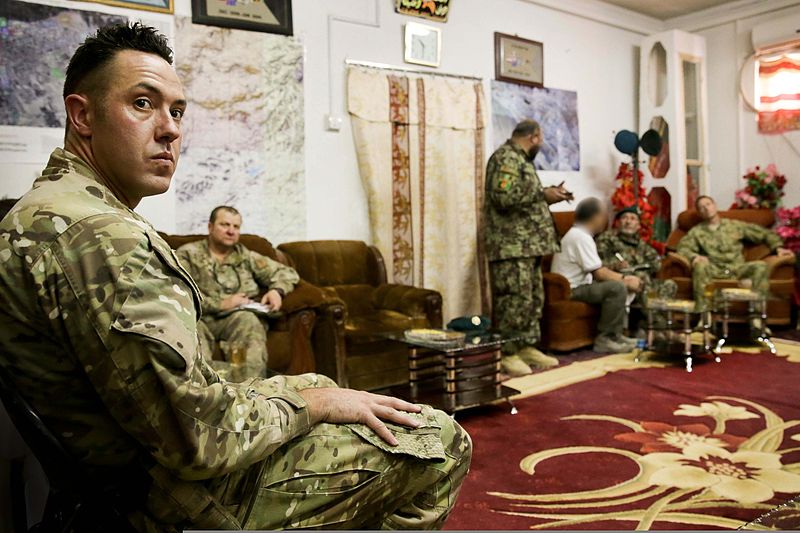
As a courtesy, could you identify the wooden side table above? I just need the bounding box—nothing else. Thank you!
[640,298,715,373]
[384,332,521,415]
[712,287,776,354]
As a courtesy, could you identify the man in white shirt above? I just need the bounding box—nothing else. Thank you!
[551,198,642,353]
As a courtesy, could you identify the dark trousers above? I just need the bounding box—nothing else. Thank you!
[571,280,627,338]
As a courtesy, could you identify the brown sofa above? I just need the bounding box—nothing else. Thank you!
[277,240,443,391]
[658,209,796,325]
[539,211,600,352]
[161,233,336,375]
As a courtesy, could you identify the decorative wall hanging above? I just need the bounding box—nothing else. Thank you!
[395,0,450,22]
[404,22,441,67]
[347,66,488,318]
[494,32,543,88]
[191,0,292,35]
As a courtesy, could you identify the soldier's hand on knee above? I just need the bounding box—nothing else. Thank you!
[297,388,422,446]
[692,255,709,266]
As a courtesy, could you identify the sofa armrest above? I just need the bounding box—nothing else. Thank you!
[543,272,571,302]
[274,280,333,314]
[371,284,443,328]
[764,254,797,280]
[658,252,692,280]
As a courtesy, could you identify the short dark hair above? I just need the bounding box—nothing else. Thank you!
[64,22,173,100]
[209,206,241,224]
[694,195,714,210]
[575,197,604,223]
[512,120,541,138]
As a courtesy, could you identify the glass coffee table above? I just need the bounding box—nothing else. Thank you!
[712,287,776,354]
[640,298,717,373]
[382,331,521,415]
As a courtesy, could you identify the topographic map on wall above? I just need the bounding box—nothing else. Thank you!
[0,0,125,127]
[0,1,126,163]
[173,17,305,243]
[491,80,580,171]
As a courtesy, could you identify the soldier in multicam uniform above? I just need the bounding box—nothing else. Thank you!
[484,120,573,377]
[176,205,299,379]
[677,195,794,311]
[596,206,677,309]
[0,23,471,531]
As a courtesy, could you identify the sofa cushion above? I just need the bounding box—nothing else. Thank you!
[278,240,381,286]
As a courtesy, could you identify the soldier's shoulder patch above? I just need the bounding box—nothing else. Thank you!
[498,173,515,190]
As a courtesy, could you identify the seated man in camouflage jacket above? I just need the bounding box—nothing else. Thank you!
[596,206,677,309]
[0,23,470,532]
[177,206,299,379]
[677,195,794,310]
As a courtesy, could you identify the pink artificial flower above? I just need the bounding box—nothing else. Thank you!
[747,195,758,206]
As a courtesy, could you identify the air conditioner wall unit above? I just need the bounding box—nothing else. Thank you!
[752,15,800,55]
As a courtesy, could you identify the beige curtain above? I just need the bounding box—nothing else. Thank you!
[347,67,488,320]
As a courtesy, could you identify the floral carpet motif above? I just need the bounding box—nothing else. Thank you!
[445,342,800,530]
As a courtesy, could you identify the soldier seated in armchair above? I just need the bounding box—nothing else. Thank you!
[676,195,794,311]
[176,206,299,380]
[596,206,677,329]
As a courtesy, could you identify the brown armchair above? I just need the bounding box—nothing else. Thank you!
[277,240,443,391]
[160,233,332,375]
[539,211,599,352]
[658,209,796,325]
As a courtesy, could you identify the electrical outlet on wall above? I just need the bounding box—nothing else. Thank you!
[325,115,343,131]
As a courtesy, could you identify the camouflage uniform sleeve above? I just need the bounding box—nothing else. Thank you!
[677,227,703,262]
[595,232,619,269]
[176,246,222,315]
[249,250,300,295]
[486,152,542,210]
[739,220,783,251]
[642,241,662,274]
[43,215,313,480]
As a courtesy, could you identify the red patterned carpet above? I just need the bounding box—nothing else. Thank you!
[444,344,800,530]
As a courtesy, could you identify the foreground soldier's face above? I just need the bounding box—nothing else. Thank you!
[90,50,186,206]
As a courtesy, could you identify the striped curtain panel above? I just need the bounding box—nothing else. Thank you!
[347,66,488,320]
[758,52,800,134]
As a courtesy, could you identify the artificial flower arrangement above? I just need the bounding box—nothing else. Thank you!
[731,164,786,210]
[775,205,800,254]
[611,162,658,245]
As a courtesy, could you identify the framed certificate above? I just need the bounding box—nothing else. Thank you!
[494,32,544,87]
[191,0,292,35]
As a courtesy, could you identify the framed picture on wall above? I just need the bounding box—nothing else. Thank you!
[191,0,292,35]
[404,22,441,68]
[494,32,543,87]
[395,0,450,22]
[77,0,173,14]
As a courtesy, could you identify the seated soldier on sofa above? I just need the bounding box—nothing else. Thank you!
[596,206,677,310]
[677,195,794,311]
[177,206,299,378]
[552,198,642,353]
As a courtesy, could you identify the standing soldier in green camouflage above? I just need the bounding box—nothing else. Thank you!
[484,120,573,377]
[677,195,794,310]
[177,206,299,379]
[596,206,677,308]
[0,23,470,531]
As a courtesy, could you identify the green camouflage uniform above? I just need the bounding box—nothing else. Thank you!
[676,218,782,310]
[0,148,471,532]
[176,240,299,379]
[484,140,560,354]
[596,229,677,306]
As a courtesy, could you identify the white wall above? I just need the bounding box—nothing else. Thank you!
[297,0,646,240]
[0,0,647,241]
[695,4,800,209]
